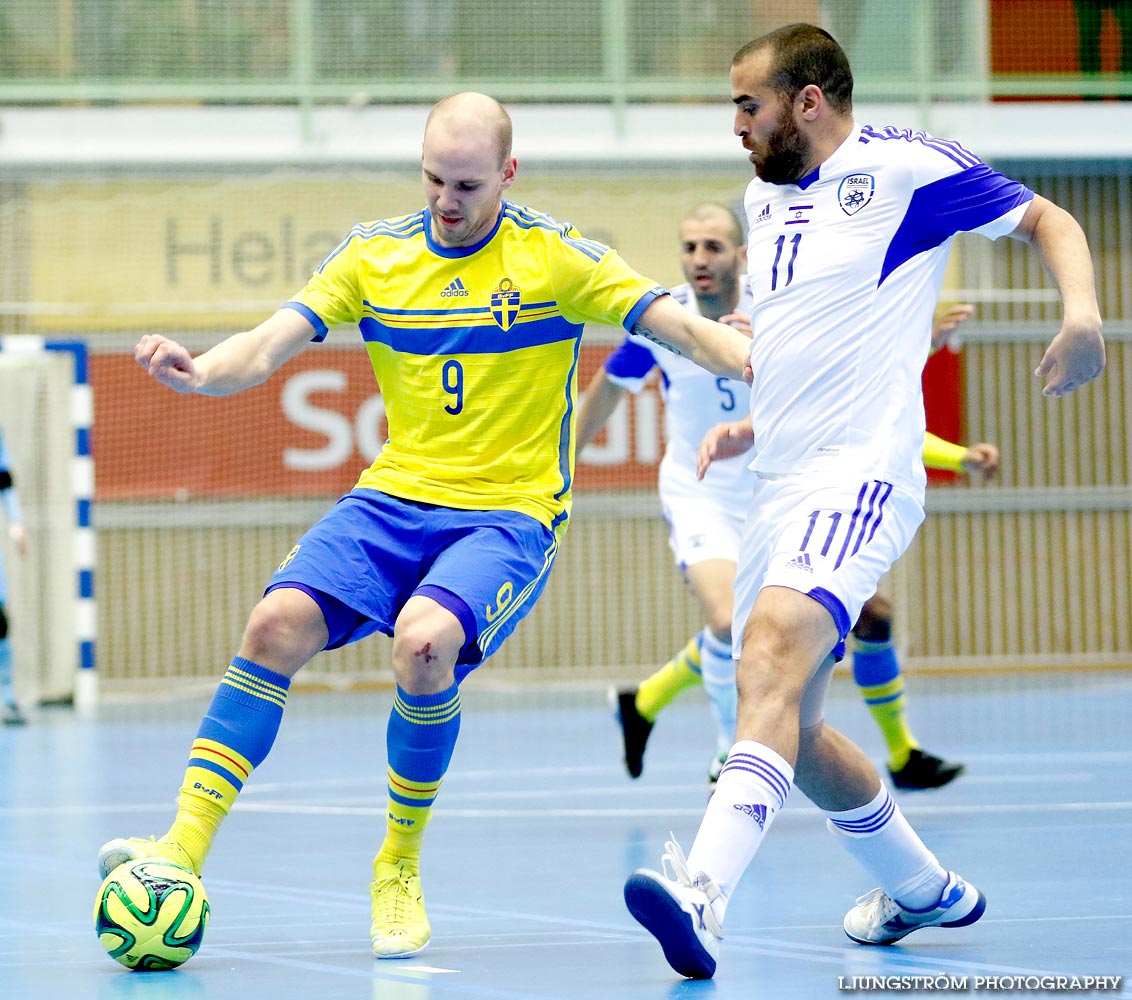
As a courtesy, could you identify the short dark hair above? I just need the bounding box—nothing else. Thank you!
[681,202,744,247]
[733,23,853,114]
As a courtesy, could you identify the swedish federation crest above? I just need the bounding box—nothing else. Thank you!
[490,277,521,331]
[838,174,875,216]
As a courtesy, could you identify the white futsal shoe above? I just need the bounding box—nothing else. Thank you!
[624,836,724,979]
[844,871,986,945]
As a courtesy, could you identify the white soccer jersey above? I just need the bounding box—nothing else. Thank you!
[603,282,756,507]
[742,123,1033,497]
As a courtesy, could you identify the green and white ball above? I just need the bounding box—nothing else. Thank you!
[93,859,210,970]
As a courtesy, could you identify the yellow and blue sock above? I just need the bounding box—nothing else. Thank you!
[636,633,703,722]
[852,639,918,770]
[167,656,291,872]
[377,683,462,868]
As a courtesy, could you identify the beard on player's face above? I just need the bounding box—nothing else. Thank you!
[755,102,812,186]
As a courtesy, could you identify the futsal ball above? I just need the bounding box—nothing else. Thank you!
[93,859,210,970]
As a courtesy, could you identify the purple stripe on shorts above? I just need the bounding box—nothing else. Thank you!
[834,482,870,569]
[864,482,894,545]
[850,480,886,557]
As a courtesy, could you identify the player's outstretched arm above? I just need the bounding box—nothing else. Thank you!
[930,303,975,353]
[632,295,751,382]
[0,492,27,557]
[697,418,755,480]
[960,443,1000,481]
[1010,195,1105,397]
[922,432,1000,482]
[576,366,629,452]
[136,308,318,397]
[8,523,27,557]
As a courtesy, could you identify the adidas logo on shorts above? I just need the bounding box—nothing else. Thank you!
[785,552,813,572]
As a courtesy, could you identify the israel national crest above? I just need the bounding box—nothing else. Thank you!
[838,173,875,216]
[490,277,521,331]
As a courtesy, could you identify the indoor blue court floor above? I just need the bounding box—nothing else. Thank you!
[1,671,1129,1000]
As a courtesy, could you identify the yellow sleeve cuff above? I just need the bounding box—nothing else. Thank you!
[922,432,967,472]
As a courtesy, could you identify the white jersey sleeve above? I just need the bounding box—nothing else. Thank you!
[602,283,757,509]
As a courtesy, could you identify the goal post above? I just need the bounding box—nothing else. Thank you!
[0,338,95,707]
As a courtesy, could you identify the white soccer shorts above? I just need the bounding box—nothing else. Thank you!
[731,474,924,661]
[661,491,746,569]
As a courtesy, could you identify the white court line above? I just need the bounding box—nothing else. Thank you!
[243,763,619,793]
[4,798,1132,819]
[0,802,174,817]
[224,799,1132,820]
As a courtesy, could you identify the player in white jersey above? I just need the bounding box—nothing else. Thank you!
[625,24,1104,980]
[580,203,984,790]
[578,204,753,780]
[0,426,28,725]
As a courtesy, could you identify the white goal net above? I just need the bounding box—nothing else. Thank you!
[0,348,91,705]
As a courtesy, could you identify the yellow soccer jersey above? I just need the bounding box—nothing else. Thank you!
[286,201,666,527]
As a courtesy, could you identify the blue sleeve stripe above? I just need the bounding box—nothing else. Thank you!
[315,214,425,273]
[505,202,558,227]
[879,165,1033,286]
[359,314,582,355]
[501,206,610,262]
[623,288,668,332]
[559,232,606,262]
[860,125,982,169]
[604,337,656,380]
[315,232,356,274]
[282,301,329,341]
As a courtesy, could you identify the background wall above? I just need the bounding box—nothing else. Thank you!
[0,0,1129,698]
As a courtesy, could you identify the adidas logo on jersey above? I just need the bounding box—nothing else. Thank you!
[441,277,469,298]
[785,552,813,572]
[733,802,768,829]
[754,203,772,225]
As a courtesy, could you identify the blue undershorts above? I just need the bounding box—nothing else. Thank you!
[266,489,560,678]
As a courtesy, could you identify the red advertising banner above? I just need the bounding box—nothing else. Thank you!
[93,341,964,500]
[91,344,662,500]
[922,347,964,485]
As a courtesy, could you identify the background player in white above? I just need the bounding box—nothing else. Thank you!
[0,426,28,726]
[580,202,988,790]
[625,24,1104,980]
[578,202,755,783]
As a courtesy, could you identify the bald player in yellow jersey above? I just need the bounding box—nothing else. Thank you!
[96,92,753,962]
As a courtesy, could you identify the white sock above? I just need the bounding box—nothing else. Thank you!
[687,740,794,908]
[698,628,735,756]
[825,786,948,909]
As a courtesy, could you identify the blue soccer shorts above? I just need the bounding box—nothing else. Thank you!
[266,489,560,677]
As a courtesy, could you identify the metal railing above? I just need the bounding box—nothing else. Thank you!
[1,0,1130,112]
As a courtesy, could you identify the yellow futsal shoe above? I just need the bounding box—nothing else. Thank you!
[97,836,198,880]
[370,858,431,958]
